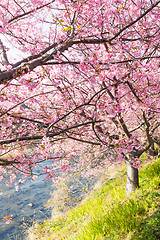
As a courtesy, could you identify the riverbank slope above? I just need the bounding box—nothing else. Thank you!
[26,157,160,240]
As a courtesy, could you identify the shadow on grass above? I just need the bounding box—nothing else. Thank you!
[132,210,160,240]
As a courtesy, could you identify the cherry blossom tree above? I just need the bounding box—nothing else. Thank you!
[0,0,159,195]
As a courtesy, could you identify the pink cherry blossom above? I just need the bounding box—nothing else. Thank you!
[0,0,159,199]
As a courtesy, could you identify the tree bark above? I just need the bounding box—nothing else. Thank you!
[0,39,10,66]
[148,138,156,157]
[126,161,139,196]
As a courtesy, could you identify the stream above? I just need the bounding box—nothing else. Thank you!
[0,171,53,240]
[0,159,98,240]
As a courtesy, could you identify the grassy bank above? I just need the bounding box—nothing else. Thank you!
[26,157,160,240]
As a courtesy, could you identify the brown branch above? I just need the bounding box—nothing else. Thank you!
[136,111,152,156]
[41,55,160,66]
[102,82,115,100]
[65,133,101,146]
[118,114,132,138]
[104,83,131,138]
[125,80,143,103]
[130,123,144,132]
[92,122,107,145]
[1,53,159,84]
[0,39,10,66]
[6,112,48,125]
[0,40,73,84]
[0,158,21,166]
[0,90,54,117]
[110,1,160,42]
[0,1,159,84]
[0,1,55,27]
[46,87,107,133]
[12,42,58,68]
[0,120,103,145]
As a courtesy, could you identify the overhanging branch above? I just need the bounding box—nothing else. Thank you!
[0,1,55,28]
[0,119,104,145]
[0,0,159,84]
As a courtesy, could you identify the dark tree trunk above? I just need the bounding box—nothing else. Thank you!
[126,161,139,196]
[148,138,156,157]
[0,39,10,66]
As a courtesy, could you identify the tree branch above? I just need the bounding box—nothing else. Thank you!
[0,1,55,28]
[136,111,152,156]
[125,80,143,103]
[0,120,104,145]
[6,112,49,126]
[110,0,160,42]
[0,5,159,83]
[0,1,159,85]
[46,87,107,133]
[0,90,54,117]
[65,133,101,146]
[0,158,20,166]
[40,55,160,66]
[0,39,10,66]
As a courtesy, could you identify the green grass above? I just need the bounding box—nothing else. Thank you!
[27,157,160,240]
